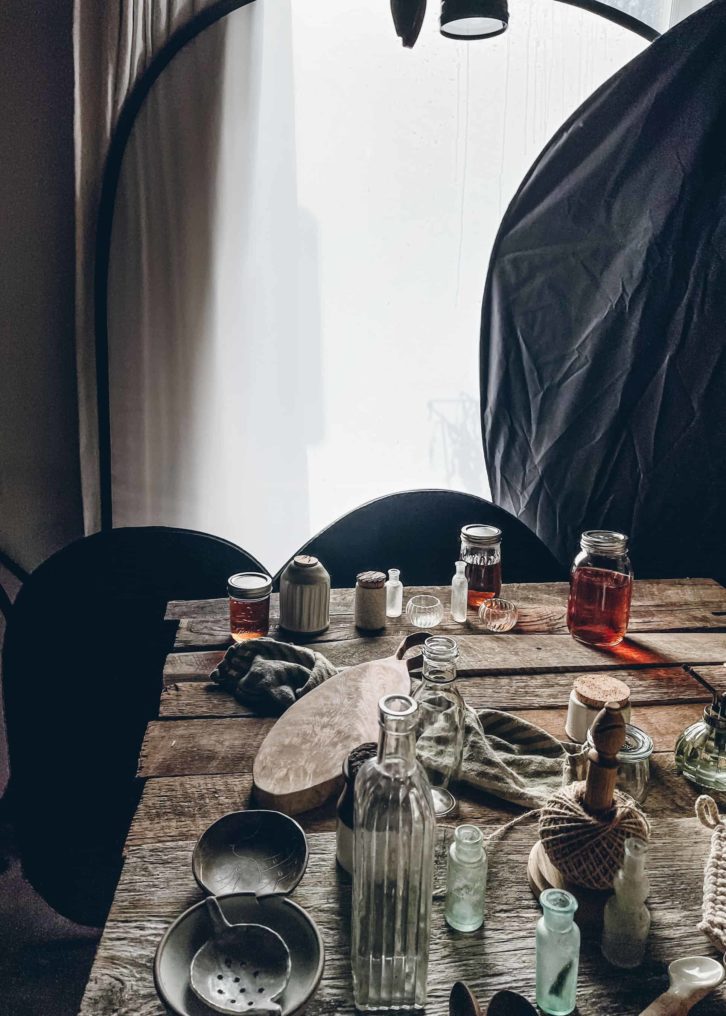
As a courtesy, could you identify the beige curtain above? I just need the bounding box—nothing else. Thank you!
[73,0,221,531]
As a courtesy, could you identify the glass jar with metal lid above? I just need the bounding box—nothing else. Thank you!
[567,530,633,647]
[587,722,653,803]
[459,524,502,609]
[227,572,273,642]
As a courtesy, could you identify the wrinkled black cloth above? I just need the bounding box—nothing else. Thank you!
[480,0,726,581]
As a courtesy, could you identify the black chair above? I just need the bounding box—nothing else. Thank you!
[2,526,266,926]
[278,489,563,588]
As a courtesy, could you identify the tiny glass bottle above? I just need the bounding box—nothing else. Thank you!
[601,838,650,968]
[460,525,502,608]
[351,694,435,1011]
[675,690,726,791]
[412,636,464,818]
[385,568,403,618]
[445,825,487,932]
[227,572,272,642]
[536,889,580,1016]
[566,530,633,647]
[451,561,468,622]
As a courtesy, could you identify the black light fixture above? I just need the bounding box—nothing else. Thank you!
[440,0,509,39]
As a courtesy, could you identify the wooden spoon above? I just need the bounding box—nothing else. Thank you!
[450,981,482,1016]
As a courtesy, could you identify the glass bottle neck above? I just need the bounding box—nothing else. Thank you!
[378,724,417,771]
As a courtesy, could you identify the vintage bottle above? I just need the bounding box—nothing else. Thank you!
[385,568,403,618]
[601,838,651,968]
[445,825,487,932]
[460,525,502,608]
[351,694,435,1011]
[675,690,726,791]
[536,889,580,1016]
[413,635,465,818]
[450,561,468,622]
[567,530,633,647]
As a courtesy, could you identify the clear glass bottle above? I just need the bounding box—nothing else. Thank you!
[675,691,726,791]
[586,723,653,803]
[445,825,487,932]
[536,889,580,1016]
[450,561,468,622]
[460,525,502,608]
[566,531,633,647]
[601,838,650,968]
[351,694,435,1011]
[412,636,464,818]
[385,568,403,618]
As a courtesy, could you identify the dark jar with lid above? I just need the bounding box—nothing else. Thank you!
[336,742,377,875]
[566,530,633,647]
[460,525,502,608]
[228,572,272,642]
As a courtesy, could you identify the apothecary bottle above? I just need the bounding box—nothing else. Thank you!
[227,572,272,642]
[445,825,487,932]
[601,838,650,968]
[460,525,502,608]
[536,889,580,1016]
[675,691,726,791]
[413,636,464,818]
[566,531,633,647]
[385,568,403,618]
[351,694,435,1011]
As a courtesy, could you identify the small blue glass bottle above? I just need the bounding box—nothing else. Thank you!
[536,889,580,1016]
[445,825,487,932]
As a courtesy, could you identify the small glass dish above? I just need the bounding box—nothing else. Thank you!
[405,595,444,629]
[478,597,518,632]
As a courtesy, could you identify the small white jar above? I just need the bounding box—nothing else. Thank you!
[565,674,631,742]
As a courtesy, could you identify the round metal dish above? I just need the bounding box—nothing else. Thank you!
[154,893,324,1016]
[192,810,309,898]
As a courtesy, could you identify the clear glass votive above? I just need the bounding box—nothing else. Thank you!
[406,594,444,629]
[478,597,518,632]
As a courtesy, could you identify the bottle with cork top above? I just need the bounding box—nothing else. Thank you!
[355,571,387,631]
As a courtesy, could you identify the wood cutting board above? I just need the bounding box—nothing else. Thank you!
[252,632,428,815]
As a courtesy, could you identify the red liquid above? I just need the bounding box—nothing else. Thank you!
[567,566,632,646]
[230,596,270,642]
[466,560,502,608]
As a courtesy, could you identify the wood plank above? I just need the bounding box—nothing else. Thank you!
[690,664,726,695]
[138,702,702,779]
[163,633,726,690]
[127,753,709,851]
[168,579,726,650]
[82,820,726,1016]
[159,666,711,719]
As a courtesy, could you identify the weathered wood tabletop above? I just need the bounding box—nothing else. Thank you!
[79,578,726,1016]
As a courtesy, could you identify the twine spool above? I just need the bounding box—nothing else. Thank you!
[539,780,650,890]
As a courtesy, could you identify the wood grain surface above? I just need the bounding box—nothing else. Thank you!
[80,579,726,1016]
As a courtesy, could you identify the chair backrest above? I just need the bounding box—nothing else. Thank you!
[277,489,563,588]
[2,526,265,924]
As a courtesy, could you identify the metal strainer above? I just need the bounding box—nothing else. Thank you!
[190,896,291,1014]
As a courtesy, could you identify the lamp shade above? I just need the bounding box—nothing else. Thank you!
[440,0,509,38]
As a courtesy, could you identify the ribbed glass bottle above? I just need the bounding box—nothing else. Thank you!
[351,694,435,1011]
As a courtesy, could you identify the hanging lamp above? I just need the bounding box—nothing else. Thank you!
[440,0,509,39]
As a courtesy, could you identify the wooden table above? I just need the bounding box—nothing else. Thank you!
[79,579,726,1015]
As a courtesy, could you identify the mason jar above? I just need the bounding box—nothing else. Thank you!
[566,530,633,647]
[227,572,272,642]
[459,524,502,609]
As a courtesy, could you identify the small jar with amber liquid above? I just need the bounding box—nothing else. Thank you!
[228,572,272,642]
[460,525,502,609]
[567,531,633,647]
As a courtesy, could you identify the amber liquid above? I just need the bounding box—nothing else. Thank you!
[567,566,632,647]
[466,560,502,608]
[229,596,270,642]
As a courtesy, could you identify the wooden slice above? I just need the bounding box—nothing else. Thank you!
[252,632,428,815]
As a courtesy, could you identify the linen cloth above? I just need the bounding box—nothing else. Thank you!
[211,639,581,808]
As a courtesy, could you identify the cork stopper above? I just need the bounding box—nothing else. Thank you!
[573,674,630,710]
[357,570,386,589]
[293,555,319,568]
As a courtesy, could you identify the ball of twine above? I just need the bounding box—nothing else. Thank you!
[539,781,651,890]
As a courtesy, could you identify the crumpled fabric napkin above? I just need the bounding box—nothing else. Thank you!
[210,637,339,716]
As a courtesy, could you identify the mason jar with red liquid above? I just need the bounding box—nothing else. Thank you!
[460,524,502,609]
[567,531,633,647]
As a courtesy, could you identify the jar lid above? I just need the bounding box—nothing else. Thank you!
[587,723,653,762]
[573,674,631,709]
[357,570,386,589]
[461,524,502,547]
[293,554,319,568]
[227,572,273,598]
[580,530,629,555]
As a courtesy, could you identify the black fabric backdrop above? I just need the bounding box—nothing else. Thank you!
[480,0,726,580]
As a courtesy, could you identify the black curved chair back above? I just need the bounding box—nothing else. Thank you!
[2,526,266,925]
[278,490,563,588]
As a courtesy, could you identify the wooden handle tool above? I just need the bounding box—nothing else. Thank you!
[584,702,626,814]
